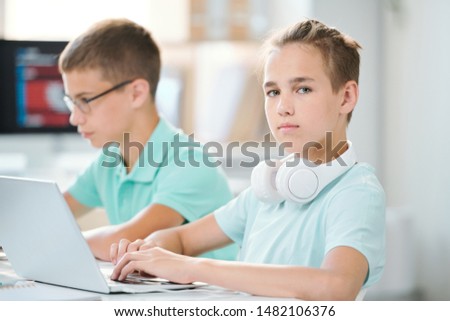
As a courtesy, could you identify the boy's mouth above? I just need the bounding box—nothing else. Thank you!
[278,123,299,132]
[80,131,94,139]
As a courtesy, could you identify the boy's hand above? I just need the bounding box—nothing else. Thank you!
[110,247,196,284]
[110,238,158,264]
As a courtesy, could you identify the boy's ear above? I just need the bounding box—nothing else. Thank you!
[339,80,359,115]
[130,79,150,108]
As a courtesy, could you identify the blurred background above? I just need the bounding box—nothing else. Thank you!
[0,0,449,300]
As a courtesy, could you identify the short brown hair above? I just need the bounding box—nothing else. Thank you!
[261,19,361,122]
[59,19,161,99]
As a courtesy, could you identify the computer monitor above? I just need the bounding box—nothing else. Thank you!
[0,40,74,134]
[0,40,185,134]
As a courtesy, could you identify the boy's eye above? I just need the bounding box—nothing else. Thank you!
[297,87,311,94]
[266,90,279,97]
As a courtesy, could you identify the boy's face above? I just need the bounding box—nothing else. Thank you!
[62,69,134,148]
[263,43,349,157]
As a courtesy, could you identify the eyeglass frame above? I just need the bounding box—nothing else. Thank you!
[63,79,134,114]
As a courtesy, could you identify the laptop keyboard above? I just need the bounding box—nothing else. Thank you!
[102,271,175,286]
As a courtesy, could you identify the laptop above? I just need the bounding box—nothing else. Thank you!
[0,176,202,294]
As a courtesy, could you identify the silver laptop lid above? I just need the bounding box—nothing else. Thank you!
[0,176,109,293]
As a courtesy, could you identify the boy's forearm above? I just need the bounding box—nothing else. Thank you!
[145,228,185,254]
[64,192,91,219]
[189,259,357,300]
[84,226,121,261]
[189,259,306,299]
[84,225,140,261]
[86,204,186,260]
[145,214,230,257]
[84,225,161,261]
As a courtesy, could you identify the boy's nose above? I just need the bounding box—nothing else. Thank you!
[69,106,86,126]
[277,95,295,116]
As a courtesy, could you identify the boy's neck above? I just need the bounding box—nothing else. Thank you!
[299,133,349,165]
[120,104,160,172]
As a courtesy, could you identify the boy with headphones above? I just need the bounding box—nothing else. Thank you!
[59,19,236,262]
[109,19,385,300]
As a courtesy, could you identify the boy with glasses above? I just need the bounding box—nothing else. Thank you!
[59,19,236,261]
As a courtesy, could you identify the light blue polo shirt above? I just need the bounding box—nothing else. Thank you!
[69,117,237,260]
[214,163,386,287]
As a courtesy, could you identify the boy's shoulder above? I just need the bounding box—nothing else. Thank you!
[330,162,384,197]
[346,162,381,184]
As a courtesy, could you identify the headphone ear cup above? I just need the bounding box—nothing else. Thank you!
[280,142,356,203]
[276,160,320,203]
[251,161,284,203]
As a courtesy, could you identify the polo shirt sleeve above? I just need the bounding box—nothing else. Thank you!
[324,177,386,286]
[214,187,254,246]
[67,156,103,208]
[151,152,233,224]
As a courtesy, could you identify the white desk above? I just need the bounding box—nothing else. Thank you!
[0,252,291,301]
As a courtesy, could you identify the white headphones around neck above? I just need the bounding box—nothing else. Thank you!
[251,141,356,204]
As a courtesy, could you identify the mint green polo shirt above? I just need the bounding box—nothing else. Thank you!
[215,163,386,287]
[68,118,237,260]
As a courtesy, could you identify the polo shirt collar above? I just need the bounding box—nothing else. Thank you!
[116,117,178,183]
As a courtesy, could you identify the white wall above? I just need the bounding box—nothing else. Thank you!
[2,0,188,43]
[311,0,450,300]
[382,0,450,300]
[267,0,313,30]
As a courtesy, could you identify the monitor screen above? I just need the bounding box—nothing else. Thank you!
[0,40,75,133]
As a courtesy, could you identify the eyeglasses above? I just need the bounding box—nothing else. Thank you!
[63,79,133,114]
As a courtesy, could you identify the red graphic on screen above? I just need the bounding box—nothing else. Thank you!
[16,48,70,128]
